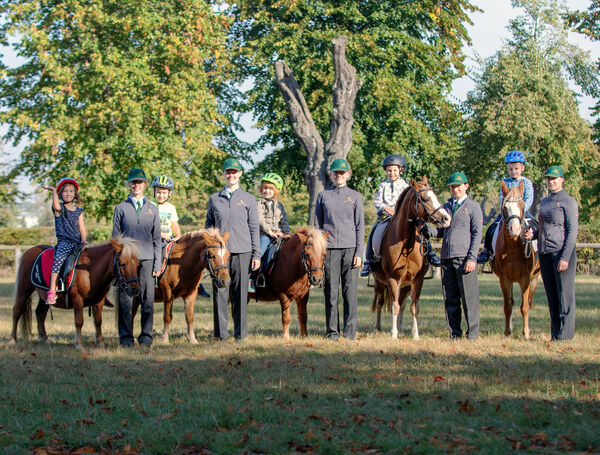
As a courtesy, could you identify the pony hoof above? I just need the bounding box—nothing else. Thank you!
[188,338,199,345]
[96,342,106,349]
[8,338,16,345]
[391,332,398,340]
[159,337,170,345]
[412,334,420,340]
[74,343,83,350]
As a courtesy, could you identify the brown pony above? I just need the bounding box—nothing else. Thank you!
[492,181,540,339]
[153,228,230,344]
[249,227,328,339]
[372,177,451,339]
[10,237,141,349]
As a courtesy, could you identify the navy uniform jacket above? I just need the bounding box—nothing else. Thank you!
[314,185,365,259]
[205,188,260,260]
[112,197,162,273]
[429,197,483,262]
[537,189,578,261]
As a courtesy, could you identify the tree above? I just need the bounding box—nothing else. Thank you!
[462,0,598,215]
[229,0,478,200]
[0,0,236,220]
[566,0,600,221]
[275,36,360,224]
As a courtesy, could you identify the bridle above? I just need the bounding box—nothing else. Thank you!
[112,252,140,294]
[204,244,228,280]
[502,195,533,258]
[413,187,446,226]
[301,241,324,287]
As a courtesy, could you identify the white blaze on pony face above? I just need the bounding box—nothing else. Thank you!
[217,246,226,260]
[424,188,451,227]
[504,198,522,237]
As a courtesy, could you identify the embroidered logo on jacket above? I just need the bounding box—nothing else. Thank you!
[237,200,247,207]
[344,197,353,203]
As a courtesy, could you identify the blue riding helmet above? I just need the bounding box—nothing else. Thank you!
[505,150,526,164]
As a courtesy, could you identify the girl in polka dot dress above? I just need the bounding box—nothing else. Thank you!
[42,178,87,305]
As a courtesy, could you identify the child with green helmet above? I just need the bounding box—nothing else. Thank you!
[151,174,210,298]
[252,173,290,289]
[257,173,290,255]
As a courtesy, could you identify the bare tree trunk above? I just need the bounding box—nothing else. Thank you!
[275,36,361,225]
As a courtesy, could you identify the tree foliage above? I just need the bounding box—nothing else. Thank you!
[229,0,478,194]
[462,0,598,219]
[0,0,236,220]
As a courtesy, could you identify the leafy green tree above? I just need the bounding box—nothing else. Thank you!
[0,0,236,220]
[567,0,600,221]
[462,0,598,216]
[229,0,478,196]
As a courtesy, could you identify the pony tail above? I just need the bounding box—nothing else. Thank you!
[19,294,33,340]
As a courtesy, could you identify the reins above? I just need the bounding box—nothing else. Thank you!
[502,195,533,259]
[301,241,324,287]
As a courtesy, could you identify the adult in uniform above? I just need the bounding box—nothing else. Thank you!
[112,168,161,347]
[524,166,578,340]
[314,158,365,340]
[428,172,483,340]
[206,158,260,341]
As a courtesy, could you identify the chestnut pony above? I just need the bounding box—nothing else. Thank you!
[371,177,451,339]
[249,227,328,339]
[151,228,230,344]
[492,181,540,339]
[10,237,141,349]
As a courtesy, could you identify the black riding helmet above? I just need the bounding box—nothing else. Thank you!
[382,154,407,171]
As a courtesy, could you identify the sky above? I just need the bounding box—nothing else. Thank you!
[2,0,599,195]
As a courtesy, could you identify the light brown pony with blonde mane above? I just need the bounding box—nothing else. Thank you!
[10,237,141,349]
[493,181,540,339]
[250,227,328,339]
[372,177,451,339]
[151,228,230,344]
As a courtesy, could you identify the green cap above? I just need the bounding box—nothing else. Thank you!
[544,165,564,178]
[222,158,244,171]
[447,172,468,186]
[330,158,351,172]
[127,168,147,182]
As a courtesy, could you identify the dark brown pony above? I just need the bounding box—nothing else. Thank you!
[10,237,141,349]
[249,227,328,339]
[372,177,451,339]
[492,181,540,339]
[153,228,230,344]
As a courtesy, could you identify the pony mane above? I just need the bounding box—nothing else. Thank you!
[111,235,141,259]
[393,184,415,214]
[296,226,327,257]
[178,228,225,244]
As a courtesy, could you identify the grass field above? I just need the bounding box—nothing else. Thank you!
[0,274,599,454]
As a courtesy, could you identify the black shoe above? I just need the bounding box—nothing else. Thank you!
[198,284,210,298]
[426,251,441,267]
[477,249,490,264]
[360,263,371,277]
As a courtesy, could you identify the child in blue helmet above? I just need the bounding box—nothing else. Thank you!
[477,150,534,263]
[151,175,210,298]
[43,178,87,305]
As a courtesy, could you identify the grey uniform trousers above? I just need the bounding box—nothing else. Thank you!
[539,249,577,340]
[213,252,250,341]
[324,248,358,340]
[118,259,154,347]
[441,257,480,339]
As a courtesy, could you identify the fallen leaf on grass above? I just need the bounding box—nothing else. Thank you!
[71,445,97,454]
[457,400,475,414]
[433,375,446,383]
[30,429,44,440]
[157,412,177,420]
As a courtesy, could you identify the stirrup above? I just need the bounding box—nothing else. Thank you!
[256,274,266,288]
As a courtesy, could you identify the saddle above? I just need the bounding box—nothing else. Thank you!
[254,236,288,287]
[31,246,83,292]
[157,240,178,280]
[371,216,392,261]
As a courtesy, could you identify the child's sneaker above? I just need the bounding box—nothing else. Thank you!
[248,279,256,293]
[46,290,57,306]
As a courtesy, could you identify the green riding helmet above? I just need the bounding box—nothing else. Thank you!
[261,173,284,191]
[151,175,174,190]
